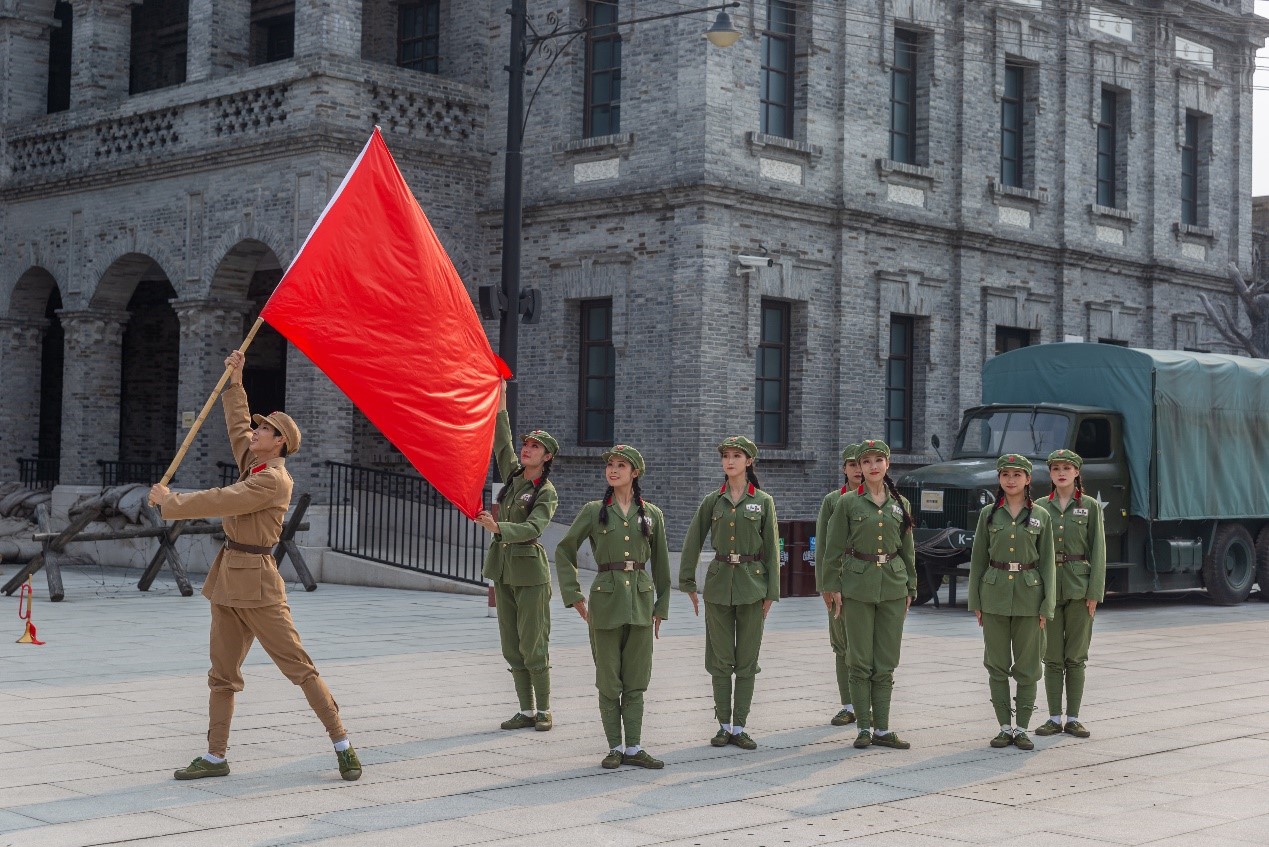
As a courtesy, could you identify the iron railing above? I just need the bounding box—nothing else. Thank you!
[327,461,485,585]
[18,457,58,490]
[98,460,171,487]
[217,461,240,487]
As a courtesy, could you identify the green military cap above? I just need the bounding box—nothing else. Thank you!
[601,443,646,474]
[717,435,758,459]
[858,439,890,459]
[997,453,1033,474]
[522,429,559,456]
[1046,448,1083,470]
[841,443,862,462]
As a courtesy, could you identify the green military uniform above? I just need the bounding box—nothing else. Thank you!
[1036,449,1106,733]
[815,444,861,722]
[821,440,916,745]
[484,411,559,721]
[555,445,671,765]
[679,436,780,741]
[968,455,1056,740]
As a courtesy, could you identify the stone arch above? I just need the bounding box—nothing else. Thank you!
[88,249,179,310]
[204,223,293,298]
[1,267,65,485]
[7,266,60,320]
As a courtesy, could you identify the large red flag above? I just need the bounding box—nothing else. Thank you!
[261,128,510,518]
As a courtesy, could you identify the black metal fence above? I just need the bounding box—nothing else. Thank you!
[217,462,240,487]
[327,461,485,585]
[98,460,171,487]
[18,457,58,490]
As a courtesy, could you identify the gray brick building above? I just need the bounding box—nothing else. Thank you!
[0,0,1266,543]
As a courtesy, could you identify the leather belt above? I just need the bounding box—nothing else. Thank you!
[849,549,902,565]
[1057,554,1087,564]
[989,560,1035,572]
[597,561,646,572]
[226,540,274,555]
[715,553,761,565]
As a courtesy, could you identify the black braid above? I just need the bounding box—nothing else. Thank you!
[1021,484,1034,525]
[633,477,651,539]
[746,466,762,490]
[496,466,525,507]
[598,484,615,526]
[524,459,552,513]
[1074,473,1084,503]
[988,486,1006,521]
[883,473,914,533]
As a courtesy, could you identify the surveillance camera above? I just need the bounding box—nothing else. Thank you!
[737,254,773,268]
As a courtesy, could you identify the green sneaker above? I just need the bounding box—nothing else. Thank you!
[1063,720,1091,738]
[830,708,857,727]
[534,712,553,732]
[501,712,535,730]
[622,750,665,769]
[729,731,757,751]
[990,731,1014,748]
[174,756,230,780]
[872,732,910,750]
[336,746,362,780]
[853,730,873,749]
[601,750,623,769]
[1013,731,1034,751]
[710,727,731,747]
[1034,720,1063,737]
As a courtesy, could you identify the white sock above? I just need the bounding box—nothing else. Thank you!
[1000,724,1013,735]
[720,723,732,734]
[844,704,854,711]
[1067,715,1078,721]
[625,745,640,755]
[611,746,625,754]
[732,725,744,734]
[333,738,350,752]
[521,709,535,717]
[874,729,890,737]
[1050,715,1062,724]
[202,752,226,764]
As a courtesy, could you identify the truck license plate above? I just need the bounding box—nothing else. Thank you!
[920,490,944,512]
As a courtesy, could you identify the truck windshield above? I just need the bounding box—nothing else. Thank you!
[953,410,1071,459]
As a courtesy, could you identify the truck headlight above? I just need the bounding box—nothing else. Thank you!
[977,489,996,507]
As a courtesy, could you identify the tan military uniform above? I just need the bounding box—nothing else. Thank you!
[159,382,345,757]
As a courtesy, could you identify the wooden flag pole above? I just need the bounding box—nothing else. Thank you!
[158,317,266,487]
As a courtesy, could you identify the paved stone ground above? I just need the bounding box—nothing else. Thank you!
[4,565,1269,847]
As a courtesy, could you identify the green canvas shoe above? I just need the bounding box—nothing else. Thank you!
[534,712,553,732]
[601,750,624,769]
[1013,731,1034,751]
[872,732,911,750]
[853,730,873,749]
[990,731,1014,748]
[174,756,230,780]
[1034,720,1063,737]
[622,750,665,769]
[729,732,757,751]
[710,727,731,747]
[337,746,362,781]
[500,712,536,730]
[830,708,857,727]
[1063,720,1091,738]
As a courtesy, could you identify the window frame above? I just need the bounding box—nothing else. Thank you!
[886,315,915,453]
[577,299,617,446]
[994,325,1035,356]
[890,29,921,165]
[1000,62,1025,188]
[1096,88,1119,208]
[397,0,441,74]
[47,1,73,114]
[583,1,622,139]
[759,0,796,139]
[754,299,791,449]
[1181,112,1199,226]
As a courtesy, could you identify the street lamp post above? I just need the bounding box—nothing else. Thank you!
[488,0,741,433]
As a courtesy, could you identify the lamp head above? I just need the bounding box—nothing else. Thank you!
[704,10,741,47]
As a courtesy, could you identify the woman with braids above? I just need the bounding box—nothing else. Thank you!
[678,436,779,751]
[1034,449,1105,740]
[815,443,863,728]
[555,444,671,769]
[821,439,916,751]
[473,382,559,732]
[967,454,1056,751]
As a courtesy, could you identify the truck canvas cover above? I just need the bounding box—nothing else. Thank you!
[982,343,1269,521]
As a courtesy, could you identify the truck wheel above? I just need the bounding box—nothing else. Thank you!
[1203,524,1256,606]
[1254,527,1269,600]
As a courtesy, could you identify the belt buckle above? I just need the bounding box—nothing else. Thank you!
[876,553,889,565]
[726,553,741,564]
[623,561,635,572]
[1007,562,1021,572]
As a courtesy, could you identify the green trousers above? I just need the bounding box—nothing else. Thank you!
[704,600,765,727]
[494,580,552,712]
[827,605,850,705]
[1044,599,1094,717]
[843,597,906,731]
[981,612,1044,729]
[590,623,654,749]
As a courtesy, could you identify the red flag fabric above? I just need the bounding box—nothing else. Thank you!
[261,128,510,518]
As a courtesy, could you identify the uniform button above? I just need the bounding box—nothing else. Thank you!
[624,522,629,527]
[878,522,884,527]
[624,551,629,557]
[877,536,883,541]
[624,580,630,586]
[730,536,735,541]
[729,522,735,527]
[1009,548,1015,552]
[1008,575,1014,581]
[1057,563,1064,567]
[1010,534,1015,539]
[624,536,630,541]
[731,509,736,514]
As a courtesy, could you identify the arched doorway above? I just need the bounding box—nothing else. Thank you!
[245,262,287,417]
[118,275,180,471]
[3,268,64,487]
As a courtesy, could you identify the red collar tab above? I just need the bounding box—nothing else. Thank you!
[719,482,728,494]
[857,484,866,495]
[604,494,613,505]
[840,484,850,495]
[1048,491,1056,500]
[747,483,756,496]
[250,463,268,475]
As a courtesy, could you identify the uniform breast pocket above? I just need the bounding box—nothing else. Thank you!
[222,552,263,602]
[889,559,906,575]
[1070,561,1092,577]
[847,558,868,575]
[983,568,999,586]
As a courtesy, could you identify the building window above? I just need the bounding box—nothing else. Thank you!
[250,2,293,66]
[1181,112,1210,227]
[755,300,790,448]
[1096,87,1129,209]
[760,0,796,139]
[579,300,616,445]
[887,316,915,452]
[584,1,621,138]
[1000,63,1025,188]
[128,0,189,95]
[398,1,440,73]
[47,1,72,113]
[995,325,1035,355]
[890,29,922,165]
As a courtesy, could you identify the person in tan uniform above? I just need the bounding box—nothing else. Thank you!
[149,350,361,782]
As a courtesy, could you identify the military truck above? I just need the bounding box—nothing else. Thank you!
[898,343,1269,606]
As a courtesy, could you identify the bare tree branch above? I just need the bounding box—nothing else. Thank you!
[1200,292,1256,355]
[1229,262,1266,322]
